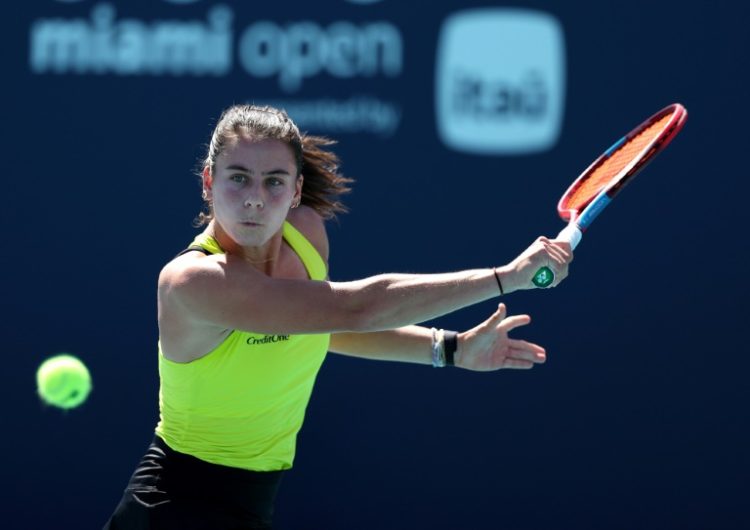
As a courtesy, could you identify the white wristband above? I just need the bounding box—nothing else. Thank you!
[431,328,446,368]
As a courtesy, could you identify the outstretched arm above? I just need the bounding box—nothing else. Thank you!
[330,326,435,365]
[162,236,572,337]
[329,303,546,371]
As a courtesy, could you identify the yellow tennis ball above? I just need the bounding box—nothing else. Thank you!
[36,354,92,409]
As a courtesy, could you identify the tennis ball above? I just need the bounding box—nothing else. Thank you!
[36,354,92,409]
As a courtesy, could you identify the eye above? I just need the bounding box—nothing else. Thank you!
[230,173,247,183]
[266,177,284,187]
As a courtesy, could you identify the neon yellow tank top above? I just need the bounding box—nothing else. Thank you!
[155,221,330,471]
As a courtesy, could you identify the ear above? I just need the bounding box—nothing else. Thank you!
[202,167,213,199]
[294,174,304,203]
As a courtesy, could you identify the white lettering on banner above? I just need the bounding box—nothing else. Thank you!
[30,4,403,92]
[30,4,232,75]
[238,21,402,93]
[435,8,566,155]
[28,3,405,135]
[262,97,401,136]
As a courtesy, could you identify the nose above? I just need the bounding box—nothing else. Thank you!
[244,197,264,208]
[243,188,264,209]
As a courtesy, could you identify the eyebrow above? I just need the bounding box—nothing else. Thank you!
[225,164,292,176]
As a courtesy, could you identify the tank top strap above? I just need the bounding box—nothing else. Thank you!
[180,223,326,281]
[282,221,327,281]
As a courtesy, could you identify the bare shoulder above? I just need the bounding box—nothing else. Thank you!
[158,252,238,361]
[287,205,330,262]
[159,251,220,294]
[158,250,256,305]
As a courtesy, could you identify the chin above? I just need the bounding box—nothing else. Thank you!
[239,228,276,247]
[234,234,267,248]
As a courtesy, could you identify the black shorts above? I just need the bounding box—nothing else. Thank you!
[104,436,285,530]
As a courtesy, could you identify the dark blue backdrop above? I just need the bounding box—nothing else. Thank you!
[5,1,749,529]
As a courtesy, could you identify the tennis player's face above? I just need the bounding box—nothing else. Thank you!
[208,137,301,247]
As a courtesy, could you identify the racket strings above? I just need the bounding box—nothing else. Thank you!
[565,113,674,210]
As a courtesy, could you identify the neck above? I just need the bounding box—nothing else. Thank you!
[207,221,284,274]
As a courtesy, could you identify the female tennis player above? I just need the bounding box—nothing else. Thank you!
[104,104,572,529]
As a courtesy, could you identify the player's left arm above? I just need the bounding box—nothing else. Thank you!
[330,326,433,365]
[329,303,547,371]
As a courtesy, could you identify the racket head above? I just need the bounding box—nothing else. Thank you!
[557,103,688,222]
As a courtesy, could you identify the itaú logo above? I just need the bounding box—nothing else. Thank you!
[435,8,566,155]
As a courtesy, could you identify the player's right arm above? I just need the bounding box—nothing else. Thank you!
[161,254,498,337]
[159,237,571,338]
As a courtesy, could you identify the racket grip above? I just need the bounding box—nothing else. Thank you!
[556,223,582,250]
[531,223,582,288]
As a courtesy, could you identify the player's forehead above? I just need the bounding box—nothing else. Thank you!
[217,137,297,173]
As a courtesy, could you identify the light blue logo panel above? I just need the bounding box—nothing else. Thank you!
[435,8,566,155]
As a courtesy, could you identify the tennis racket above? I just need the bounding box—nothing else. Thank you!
[532,103,688,287]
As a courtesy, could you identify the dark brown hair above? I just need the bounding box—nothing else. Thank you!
[195,104,353,226]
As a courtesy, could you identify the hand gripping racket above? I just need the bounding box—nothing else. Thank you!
[532,103,688,287]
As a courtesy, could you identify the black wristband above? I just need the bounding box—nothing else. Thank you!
[444,331,458,366]
[493,268,504,295]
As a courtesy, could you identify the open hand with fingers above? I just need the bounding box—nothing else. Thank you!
[455,303,546,371]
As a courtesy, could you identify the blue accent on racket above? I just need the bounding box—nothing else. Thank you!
[577,194,612,230]
[604,136,627,157]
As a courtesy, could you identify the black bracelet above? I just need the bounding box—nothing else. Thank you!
[493,268,504,295]
[444,331,458,366]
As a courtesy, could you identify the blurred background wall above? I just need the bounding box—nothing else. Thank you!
[5,0,748,528]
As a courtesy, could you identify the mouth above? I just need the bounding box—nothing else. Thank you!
[240,220,263,227]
